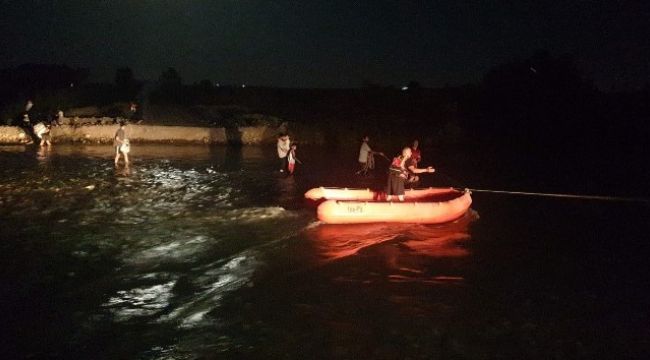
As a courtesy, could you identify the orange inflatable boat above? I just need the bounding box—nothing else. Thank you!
[314,188,472,224]
[304,186,458,202]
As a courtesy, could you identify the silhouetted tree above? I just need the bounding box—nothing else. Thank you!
[198,79,213,91]
[0,64,89,101]
[152,67,184,104]
[115,67,134,89]
[0,64,90,121]
[478,51,596,146]
[114,67,140,101]
[160,67,182,88]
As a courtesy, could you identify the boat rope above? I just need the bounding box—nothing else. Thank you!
[438,171,648,203]
[457,188,650,203]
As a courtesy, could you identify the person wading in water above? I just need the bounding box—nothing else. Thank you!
[114,121,130,165]
[277,133,290,172]
[356,135,384,176]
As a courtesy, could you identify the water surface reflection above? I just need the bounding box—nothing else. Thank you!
[1,144,647,359]
[306,210,477,263]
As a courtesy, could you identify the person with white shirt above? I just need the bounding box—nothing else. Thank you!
[356,135,383,175]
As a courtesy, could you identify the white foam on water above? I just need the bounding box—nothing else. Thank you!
[179,309,210,329]
[219,206,297,223]
[127,235,213,265]
[136,272,175,281]
[158,252,260,329]
[221,255,247,271]
[146,345,179,360]
[304,220,322,230]
[103,280,176,321]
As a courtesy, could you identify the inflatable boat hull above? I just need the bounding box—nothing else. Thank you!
[317,189,472,224]
[305,186,458,202]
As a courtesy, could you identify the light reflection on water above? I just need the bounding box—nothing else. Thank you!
[2,144,646,359]
[306,210,477,263]
[0,144,317,359]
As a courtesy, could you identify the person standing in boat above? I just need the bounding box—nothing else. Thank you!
[114,121,130,165]
[277,133,291,172]
[410,139,421,166]
[386,147,434,201]
[408,139,423,183]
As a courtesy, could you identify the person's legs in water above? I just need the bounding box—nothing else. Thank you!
[356,161,368,175]
[279,156,287,172]
[357,153,375,176]
[114,146,121,165]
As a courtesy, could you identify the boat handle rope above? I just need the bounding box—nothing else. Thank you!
[456,188,650,203]
[440,172,649,203]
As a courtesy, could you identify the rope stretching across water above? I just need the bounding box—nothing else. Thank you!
[439,172,649,203]
[459,188,650,203]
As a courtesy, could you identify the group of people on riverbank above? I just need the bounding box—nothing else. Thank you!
[358,136,434,201]
[19,105,61,147]
[13,99,133,166]
[15,99,139,155]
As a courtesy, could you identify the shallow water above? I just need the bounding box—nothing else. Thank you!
[0,144,648,359]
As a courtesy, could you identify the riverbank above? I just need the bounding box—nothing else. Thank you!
[0,123,324,145]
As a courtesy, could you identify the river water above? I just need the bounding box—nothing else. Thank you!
[0,144,648,359]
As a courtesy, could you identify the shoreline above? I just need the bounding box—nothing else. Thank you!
[0,123,324,145]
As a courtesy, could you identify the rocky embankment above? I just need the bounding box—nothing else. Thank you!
[0,126,32,144]
[0,122,324,145]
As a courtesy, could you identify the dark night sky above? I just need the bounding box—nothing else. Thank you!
[0,0,648,89]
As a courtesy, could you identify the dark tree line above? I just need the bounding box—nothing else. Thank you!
[0,64,144,123]
[1,55,648,151]
[466,51,649,159]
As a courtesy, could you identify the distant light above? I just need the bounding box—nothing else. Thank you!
[530,67,537,73]
[241,84,246,88]
[215,83,220,87]
[401,86,408,91]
